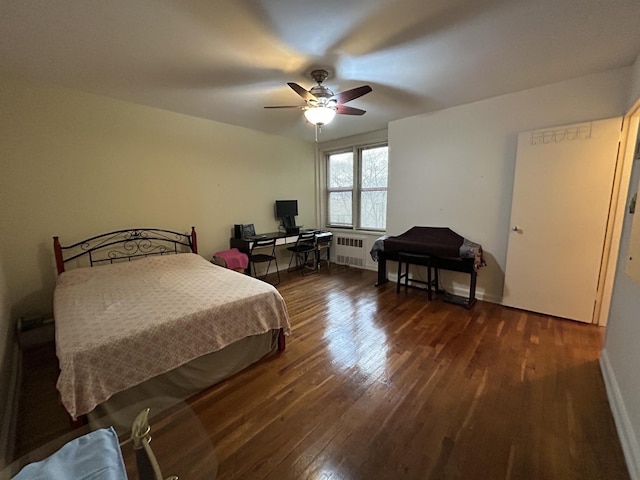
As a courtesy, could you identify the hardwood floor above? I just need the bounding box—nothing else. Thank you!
[12,266,629,479]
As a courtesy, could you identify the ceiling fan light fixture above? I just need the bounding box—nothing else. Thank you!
[265,69,372,137]
[304,106,336,126]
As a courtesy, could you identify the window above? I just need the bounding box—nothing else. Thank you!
[326,143,388,231]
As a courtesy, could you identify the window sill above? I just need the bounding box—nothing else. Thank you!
[325,227,386,237]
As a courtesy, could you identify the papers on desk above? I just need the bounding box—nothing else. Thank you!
[12,427,127,480]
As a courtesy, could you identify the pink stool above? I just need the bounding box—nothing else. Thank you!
[212,248,248,273]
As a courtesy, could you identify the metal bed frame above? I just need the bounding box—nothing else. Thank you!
[53,227,198,274]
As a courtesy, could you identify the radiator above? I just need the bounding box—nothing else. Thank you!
[334,234,367,268]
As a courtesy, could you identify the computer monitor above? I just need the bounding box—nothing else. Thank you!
[275,200,298,217]
[275,200,298,230]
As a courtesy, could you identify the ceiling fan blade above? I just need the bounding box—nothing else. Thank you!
[336,105,366,115]
[332,85,372,104]
[288,82,317,102]
[264,105,305,109]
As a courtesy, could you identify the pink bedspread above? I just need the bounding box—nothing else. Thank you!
[54,253,290,419]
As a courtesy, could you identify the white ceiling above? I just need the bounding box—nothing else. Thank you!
[1,0,639,142]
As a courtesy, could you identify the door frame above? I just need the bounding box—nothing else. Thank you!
[596,105,640,326]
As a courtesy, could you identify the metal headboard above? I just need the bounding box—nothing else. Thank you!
[53,227,198,274]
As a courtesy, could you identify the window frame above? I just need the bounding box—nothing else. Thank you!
[323,140,388,232]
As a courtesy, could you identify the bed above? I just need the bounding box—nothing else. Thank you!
[52,227,291,433]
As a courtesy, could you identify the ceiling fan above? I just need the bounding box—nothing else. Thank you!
[265,69,372,137]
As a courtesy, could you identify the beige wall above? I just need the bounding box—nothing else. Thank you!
[0,252,15,467]
[0,73,315,318]
[388,67,631,303]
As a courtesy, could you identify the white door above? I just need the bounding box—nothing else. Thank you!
[503,118,621,323]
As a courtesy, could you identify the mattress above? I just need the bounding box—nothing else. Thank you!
[85,329,279,434]
[54,253,291,419]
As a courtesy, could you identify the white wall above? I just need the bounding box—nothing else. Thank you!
[628,55,640,109]
[601,53,640,480]
[388,67,631,302]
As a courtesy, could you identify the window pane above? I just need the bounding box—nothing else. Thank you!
[360,191,387,230]
[361,146,388,189]
[328,152,353,189]
[329,191,352,225]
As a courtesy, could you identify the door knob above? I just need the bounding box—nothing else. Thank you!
[512,226,519,231]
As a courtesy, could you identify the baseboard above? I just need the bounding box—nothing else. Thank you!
[0,343,21,469]
[341,261,500,304]
[600,348,640,480]
[385,274,500,305]
[447,284,501,304]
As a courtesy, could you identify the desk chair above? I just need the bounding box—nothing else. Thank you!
[287,231,317,275]
[249,237,280,285]
[397,252,433,300]
[315,234,332,270]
